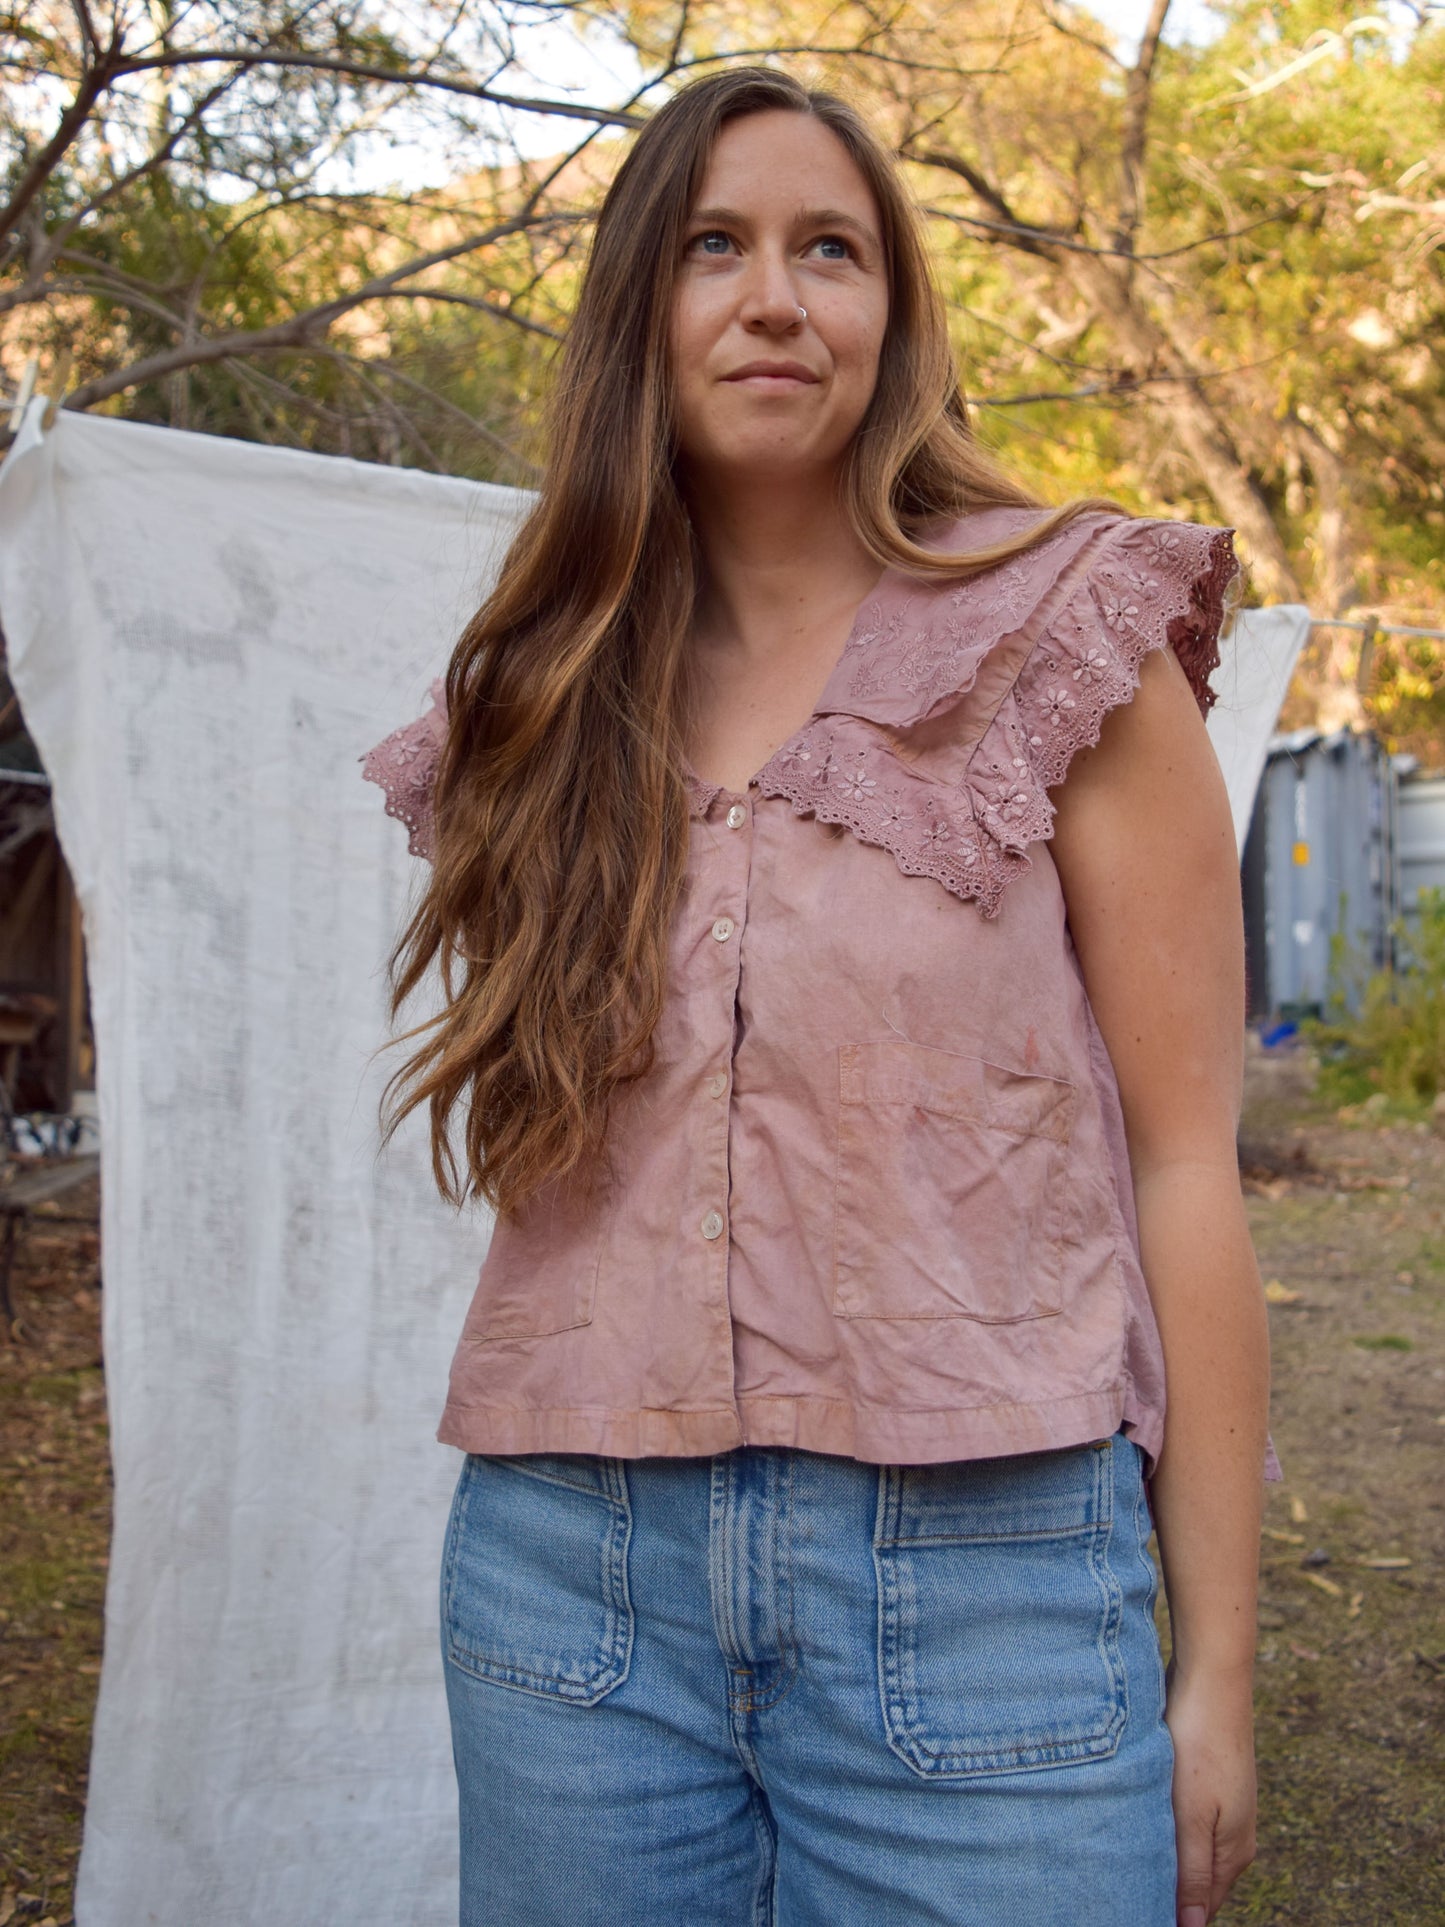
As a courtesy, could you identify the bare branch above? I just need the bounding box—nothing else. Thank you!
[1115,0,1170,255]
[366,287,564,342]
[0,50,117,245]
[904,149,1061,260]
[113,46,648,129]
[338,353,543,479]
[58,207,574,411]
[1038,0,1123,68]
[34,69,245,279]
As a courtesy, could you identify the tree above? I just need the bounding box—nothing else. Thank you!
[4,0,1443,750]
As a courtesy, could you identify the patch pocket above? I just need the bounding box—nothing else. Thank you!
[459,1175,608,1342]
[442,1453,633,1703]
[873,1440,1127,1777]
[833,1040,1076,1322]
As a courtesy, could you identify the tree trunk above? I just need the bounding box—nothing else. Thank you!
[1064,254,1303,601]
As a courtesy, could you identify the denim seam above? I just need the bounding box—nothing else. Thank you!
[721,1455,801,1720]
[746,1780,778,1927]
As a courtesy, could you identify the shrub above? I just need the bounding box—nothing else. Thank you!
[1303,888,1445,1114]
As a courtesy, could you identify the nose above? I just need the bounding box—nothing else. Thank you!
[737,247,805,333]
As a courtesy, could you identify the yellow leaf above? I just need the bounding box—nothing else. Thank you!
[1290,1495,1309,1524]
[1264,1279,1303,1304]
[1302,1571,1344,1597]
[1359,1556,1411,1569]
[1262,1526,1306,1545]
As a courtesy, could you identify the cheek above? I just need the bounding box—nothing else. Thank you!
[835,314,888,395]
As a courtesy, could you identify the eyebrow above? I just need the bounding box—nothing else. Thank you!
[688,205,881,251]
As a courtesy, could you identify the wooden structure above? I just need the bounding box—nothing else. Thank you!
[1,647,92,1118]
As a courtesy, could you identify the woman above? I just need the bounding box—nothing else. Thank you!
[363,65,1276,1927]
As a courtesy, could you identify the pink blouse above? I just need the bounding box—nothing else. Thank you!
[363,506,1282,1482]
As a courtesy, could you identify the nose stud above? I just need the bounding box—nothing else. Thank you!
[796,305,807,322]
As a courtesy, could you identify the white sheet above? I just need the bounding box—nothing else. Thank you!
[0,401,1301,1923]
[0,400,529,1926]
[1204,602,1312,851]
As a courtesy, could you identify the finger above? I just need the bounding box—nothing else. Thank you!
[1175,1806,1216,1927]
[1210,1817,1257,1917]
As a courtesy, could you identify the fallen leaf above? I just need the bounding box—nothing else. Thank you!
[1263,1527,1307,1545]
[1360,1556,1412,1570]
[1289,1642,1321,1661]
[1347,1592,1364,1619]
[1264,1279,1304,1305]
[1302,1571,1344,1597]
[0,1891,15,1927]
[1290,1495,1309,1525]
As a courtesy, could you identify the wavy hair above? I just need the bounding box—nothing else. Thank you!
[379,64,1110,1215]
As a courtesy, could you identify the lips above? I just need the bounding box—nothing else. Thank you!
[723,361,820,383]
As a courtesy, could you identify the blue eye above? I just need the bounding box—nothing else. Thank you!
[815,235,852,260]
[691,230,732,254]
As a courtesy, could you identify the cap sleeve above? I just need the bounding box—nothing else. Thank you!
[1010,516,1238,793]
[359,676,448,861]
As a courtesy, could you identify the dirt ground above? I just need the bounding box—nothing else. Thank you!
[0,1047,1442,1925]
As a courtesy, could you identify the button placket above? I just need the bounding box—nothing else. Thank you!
[692,790,753,1374]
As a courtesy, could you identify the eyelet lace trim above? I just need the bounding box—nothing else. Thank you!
[756,519,1238,919]
[359,676,448,860]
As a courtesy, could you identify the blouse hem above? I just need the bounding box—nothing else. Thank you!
[436,1385,1148,1471]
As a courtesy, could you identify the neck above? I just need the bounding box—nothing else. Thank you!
[681,469,883,659]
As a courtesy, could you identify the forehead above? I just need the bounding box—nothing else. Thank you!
[694,110,878,217]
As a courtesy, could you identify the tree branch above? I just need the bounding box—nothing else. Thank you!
[1115,0,1171,255]
[0,47,117,245]
[113,45,648,129]
[58,207,574,411]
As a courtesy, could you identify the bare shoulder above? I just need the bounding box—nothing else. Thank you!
[1046,640,1244,1168]
[1047,641,1236,913]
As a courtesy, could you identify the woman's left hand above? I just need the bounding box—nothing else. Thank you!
[1164,1657,1258,1925]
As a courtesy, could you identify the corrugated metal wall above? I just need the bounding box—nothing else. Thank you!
[1240,728,1400,1019]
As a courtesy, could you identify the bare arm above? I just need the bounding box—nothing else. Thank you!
[1047,642,1270,1927]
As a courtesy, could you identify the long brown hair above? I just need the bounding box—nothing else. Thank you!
[380,65,1108,1215]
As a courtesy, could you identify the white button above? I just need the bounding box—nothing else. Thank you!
[700,1209,724,1241]
[711,916,735,942]
[726,803,747,829]
[707,1070,728,1098]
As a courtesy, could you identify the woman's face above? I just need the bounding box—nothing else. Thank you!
[668,110,890,490]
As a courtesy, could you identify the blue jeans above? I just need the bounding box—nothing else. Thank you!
[441,1432,1176,1925]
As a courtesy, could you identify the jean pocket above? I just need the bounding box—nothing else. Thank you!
[833,1040,1076,1323]
[873,1439,1127,1777]
[441,1453,633,1704]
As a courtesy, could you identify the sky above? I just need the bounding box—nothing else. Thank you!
[336,2,1234,190]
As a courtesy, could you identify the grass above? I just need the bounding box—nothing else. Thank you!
[2,1086,1445,1924]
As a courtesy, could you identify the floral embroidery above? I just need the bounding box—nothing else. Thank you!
[359,678,448,860]
[364,517,1239,922]
[837,753,877,802]
[1071,646,1112,686]
[755,516,1237,919]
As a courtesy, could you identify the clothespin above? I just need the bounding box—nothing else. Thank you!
[40,346,73,431]
[6,355,38,434]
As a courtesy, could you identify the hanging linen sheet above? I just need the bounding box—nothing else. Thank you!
[0,401,529,1926]
[0,398,1306,1925]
